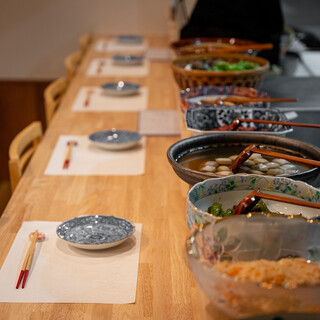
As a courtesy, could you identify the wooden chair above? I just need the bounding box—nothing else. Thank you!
[79,32,93,57]
[8,121,43,192]
[43,77,67,125]
[64,50,82,83]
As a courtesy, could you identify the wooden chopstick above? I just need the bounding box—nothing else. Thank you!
[219,97,298,103]
[208,43,274,53]
[63,141,77,169]
[16,230,38,289]
[84,89,93,107]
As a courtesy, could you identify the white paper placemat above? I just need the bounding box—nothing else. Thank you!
[95,38,148,53]
[300,51,320,76]
[45,135,145,175]
[87,58,150,77]
[0,221,142,303]
[72,86,148,112]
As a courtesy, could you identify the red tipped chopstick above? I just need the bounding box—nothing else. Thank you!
[84,89,93,107]
[16,230,38,289]
[63,141,78,169]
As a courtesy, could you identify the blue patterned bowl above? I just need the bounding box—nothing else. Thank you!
[101,81,140,96]
[185,106,293,136]
[89,129,142,150]
[180,85,270,112]
[187,175,320,231]
[112,55,144,66]
[56,215,135,250]
[117,35,143,44]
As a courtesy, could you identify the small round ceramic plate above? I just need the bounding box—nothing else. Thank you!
[112,55,144,66]
[117,35,143,44]
[89,129,142,150]
[56,215,135,250]
[101,81,140,96]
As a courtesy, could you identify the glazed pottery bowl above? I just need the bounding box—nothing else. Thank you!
[167,133,320,186]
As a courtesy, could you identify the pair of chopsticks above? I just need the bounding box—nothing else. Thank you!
[97,59,105,74]
[84,89,94,107]
[63,141,78,169]
[201,97,298,104]
[207,43,274,53]
[16,230,38,289]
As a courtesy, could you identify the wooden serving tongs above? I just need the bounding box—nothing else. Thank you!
[231,144,320,173]
[233,189,320,215]
[213,117,320,131]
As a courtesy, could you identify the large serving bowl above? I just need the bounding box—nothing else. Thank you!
[186,215,320,319]
[180,85,270,112]
[185,106,292,136]
[171,53,269,90]
[167,133,320,186]
[186,174,320,231]
[170,37,260,56]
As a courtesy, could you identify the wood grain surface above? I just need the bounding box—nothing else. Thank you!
[0,35,231,320]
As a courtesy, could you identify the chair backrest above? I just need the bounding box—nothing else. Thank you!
[8,121,43,192]
[79,32,93,57]
[64,50,82,83]
[43,77,67,125]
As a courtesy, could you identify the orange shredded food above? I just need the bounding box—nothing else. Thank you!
[215,258,320,289]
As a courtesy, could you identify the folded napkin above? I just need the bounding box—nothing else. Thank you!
[0,221,142,303]
[145,48,173,61]
[138,110,181,136]
[87,58,150,77]
[95,38,148,53]
[72,86,148,112]
[45,135,145,175]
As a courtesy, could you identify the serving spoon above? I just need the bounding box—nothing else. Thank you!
[233,189,320,215]
[231,144,320,173]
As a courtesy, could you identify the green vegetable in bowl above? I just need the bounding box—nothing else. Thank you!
[211,60,259,71]
[207,199,273,217]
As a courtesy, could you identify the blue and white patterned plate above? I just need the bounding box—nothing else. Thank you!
[89,129,142,150]
[56,215,135,250]
[117,35,143,44]
[101,81,140,96]
[112,55,144,66]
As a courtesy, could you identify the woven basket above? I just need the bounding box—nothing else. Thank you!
[171,53,270,90]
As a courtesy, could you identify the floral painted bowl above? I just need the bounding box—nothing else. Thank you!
[187,174,320,231]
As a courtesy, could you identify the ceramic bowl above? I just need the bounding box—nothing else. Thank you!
[117,35,143,44]
[112,54,144,66]
[56,215,135,250]
[186,215,320,318]
[167,133,320,186]
[170,37,260,56]
[180,85,270,112]
[186,174,320,231]
[171,53,269,90]
[101,81,140,96]
[185,106,293,136]
[89,129,142,150]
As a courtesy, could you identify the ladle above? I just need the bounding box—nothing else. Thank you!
[231,144,320,173]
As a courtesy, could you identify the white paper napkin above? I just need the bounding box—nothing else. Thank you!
[0,221,142,303]
[45,135,145,175]
[95,38,148,53]
[71,86,148,112]
[87,58,150,77]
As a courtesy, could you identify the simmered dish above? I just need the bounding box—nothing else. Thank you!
[185,59,260,71]
[179,147,310,177]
